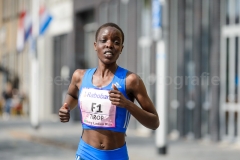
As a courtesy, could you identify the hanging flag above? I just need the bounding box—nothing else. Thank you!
[16,11,33,53]
[24,13,32,42]
[39,6,52,35]
[16,11,26,52]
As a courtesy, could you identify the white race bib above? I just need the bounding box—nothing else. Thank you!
[80,88,116,127]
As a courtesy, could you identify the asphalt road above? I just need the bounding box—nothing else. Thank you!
[1,117,240,160]
[1,129,75,160]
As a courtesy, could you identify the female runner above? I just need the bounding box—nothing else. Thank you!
[59,22,159,160]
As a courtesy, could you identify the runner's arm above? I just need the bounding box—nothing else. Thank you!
[63,69,85,110]
[125,73,159,130]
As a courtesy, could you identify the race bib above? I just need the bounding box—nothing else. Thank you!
[79,88,116,127]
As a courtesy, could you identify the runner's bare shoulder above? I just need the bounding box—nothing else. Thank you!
[126,71,142,91]
[72,69,87,88]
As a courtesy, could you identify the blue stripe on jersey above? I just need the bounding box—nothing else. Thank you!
[126,111,131,128]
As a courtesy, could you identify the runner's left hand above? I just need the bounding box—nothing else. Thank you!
[109,84,130,108]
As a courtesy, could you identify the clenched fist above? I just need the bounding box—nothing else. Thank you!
[59,103,70,122]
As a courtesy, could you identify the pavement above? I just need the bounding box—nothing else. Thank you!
[1,116,240,160]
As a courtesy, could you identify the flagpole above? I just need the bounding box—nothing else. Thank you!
[30,0,40,129]
[155,0,168,154]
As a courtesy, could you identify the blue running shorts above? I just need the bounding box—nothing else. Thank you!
[75,138,129,160]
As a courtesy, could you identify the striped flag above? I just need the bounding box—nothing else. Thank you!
[16,11,26,52]
[24,13,32,42]
[16,11,32,53]
[39,6,52,35]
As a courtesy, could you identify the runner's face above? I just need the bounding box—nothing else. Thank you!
[94,26,124,64]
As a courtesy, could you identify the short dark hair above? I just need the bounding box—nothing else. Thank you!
[95,22,124,44]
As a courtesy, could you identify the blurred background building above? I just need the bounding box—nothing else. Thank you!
[0,0,239,144]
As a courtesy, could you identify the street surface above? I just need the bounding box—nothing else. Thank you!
[1,117,240,160]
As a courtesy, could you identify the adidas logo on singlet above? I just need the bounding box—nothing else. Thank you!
[113,82,122,88]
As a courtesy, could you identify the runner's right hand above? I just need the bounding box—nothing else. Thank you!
[59,103,70,122]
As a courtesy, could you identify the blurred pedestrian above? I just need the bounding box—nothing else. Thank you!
[59,22,159,160]
[2,81,13,120]
[11,89,24,115]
